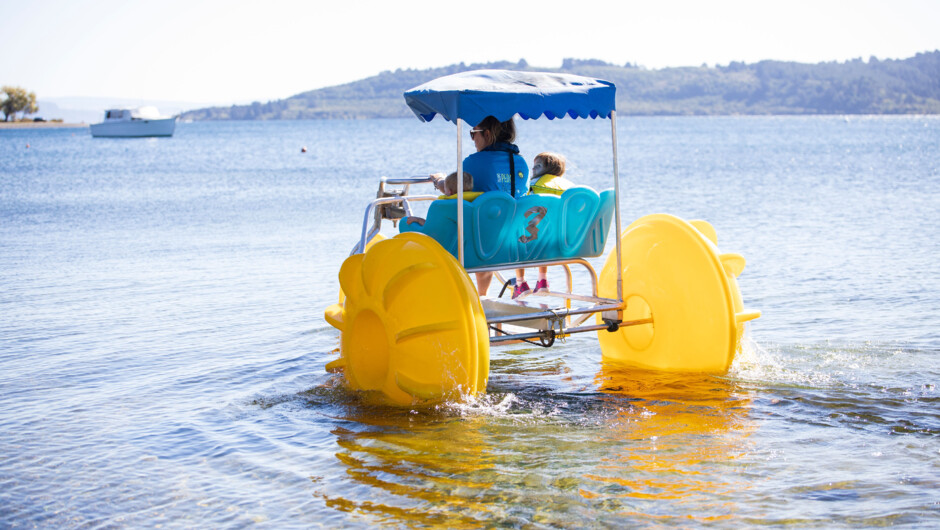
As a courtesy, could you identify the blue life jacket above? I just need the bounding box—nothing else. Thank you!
[463,142,529,198]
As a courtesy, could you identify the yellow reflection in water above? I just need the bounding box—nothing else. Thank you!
[310,403,499,527]
[583,362,756,522]
[310,362,756,526]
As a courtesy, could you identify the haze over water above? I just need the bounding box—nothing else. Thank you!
[1,116,938,527]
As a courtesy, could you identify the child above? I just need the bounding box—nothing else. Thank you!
[437,171,474,198]
[513,152,572,298]
[404,171,474,227]
[528,151,575,196]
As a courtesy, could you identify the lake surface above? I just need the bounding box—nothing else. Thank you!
[1,116,938,527]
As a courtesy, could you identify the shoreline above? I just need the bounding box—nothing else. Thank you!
[0,122,88,129]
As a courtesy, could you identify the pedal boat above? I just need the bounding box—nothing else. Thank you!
[324,70,760,405]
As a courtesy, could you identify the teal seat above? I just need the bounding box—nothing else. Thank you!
[400,187,615,269]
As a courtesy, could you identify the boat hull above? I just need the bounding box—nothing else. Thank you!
[90,117,176,138]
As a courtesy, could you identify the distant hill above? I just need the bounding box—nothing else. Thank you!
[181,52,940,120]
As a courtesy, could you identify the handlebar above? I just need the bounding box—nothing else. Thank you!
[382,176,436,186]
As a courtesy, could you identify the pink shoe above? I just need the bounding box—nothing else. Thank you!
[512,281,530,299]
[534,279,549,292]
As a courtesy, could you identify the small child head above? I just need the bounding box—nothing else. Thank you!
[533,152,566,178]
[444,171,473,195]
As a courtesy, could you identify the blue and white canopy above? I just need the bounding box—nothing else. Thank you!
[404,69,616,125]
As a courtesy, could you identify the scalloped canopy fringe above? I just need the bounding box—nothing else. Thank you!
[404,69,616,125]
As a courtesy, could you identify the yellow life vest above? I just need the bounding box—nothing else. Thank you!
[439,191,484,201]
[529,174,574,196]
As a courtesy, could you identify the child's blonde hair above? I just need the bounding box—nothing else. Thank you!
[444,171,473,195]
[534,152,566,177]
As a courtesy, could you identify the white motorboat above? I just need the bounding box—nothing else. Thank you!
[90,106,176,138]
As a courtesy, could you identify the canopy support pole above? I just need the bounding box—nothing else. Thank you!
[611,111,623,305]
[456,119,465,267]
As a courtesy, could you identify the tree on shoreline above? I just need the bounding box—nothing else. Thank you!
[1,86,39,121]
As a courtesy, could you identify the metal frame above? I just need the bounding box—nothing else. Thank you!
[351,112,628,346]
[351,177,437,255]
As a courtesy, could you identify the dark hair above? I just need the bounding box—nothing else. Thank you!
[476,115,516,144]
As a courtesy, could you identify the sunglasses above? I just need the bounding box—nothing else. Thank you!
[469,128,484,139]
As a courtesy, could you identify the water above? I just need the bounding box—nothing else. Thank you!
[1,117,938,527]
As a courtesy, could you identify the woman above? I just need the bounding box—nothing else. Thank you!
[463,116,528,198]
[432,115,529,295]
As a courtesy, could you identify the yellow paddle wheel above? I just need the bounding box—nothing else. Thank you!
[325,233,489,405]
[597,215,760,372]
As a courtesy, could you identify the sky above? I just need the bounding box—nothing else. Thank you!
[3,0,939,106]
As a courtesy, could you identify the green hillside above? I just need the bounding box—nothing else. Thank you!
[181,52,940,120]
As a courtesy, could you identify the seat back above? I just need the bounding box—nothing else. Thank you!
[400,187,615,269]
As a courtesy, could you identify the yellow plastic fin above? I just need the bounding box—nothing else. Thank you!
[735,309,762,323]
[382,262,436,311]
[720,253,746,278]
[689,219,718,244]
[338,233,387,305]
[324,303,344,330]
[396,371,451,401]
[395,320,459,344]
[337,253,365,306]
[325,357,346,373]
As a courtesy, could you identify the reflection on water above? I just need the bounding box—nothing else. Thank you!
[582,364,755,523]
[302,383,501,526]
[303,361,756,526]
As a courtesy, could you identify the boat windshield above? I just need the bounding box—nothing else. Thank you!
[131,106,162,119]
